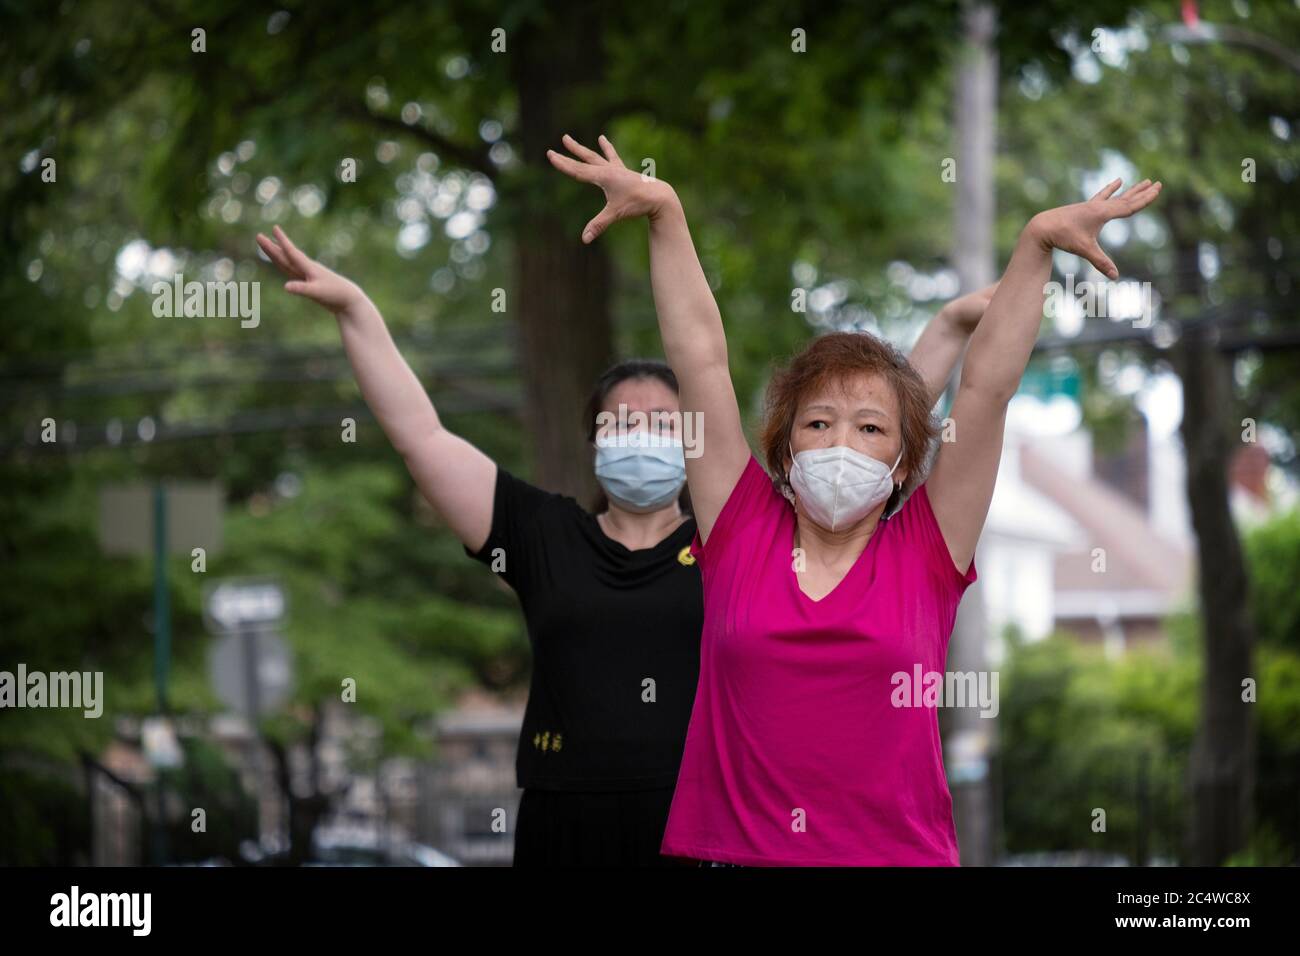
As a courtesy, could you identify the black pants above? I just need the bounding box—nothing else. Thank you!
[512,786,683,867]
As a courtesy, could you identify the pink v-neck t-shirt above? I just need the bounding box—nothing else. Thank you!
[660,455,977,866]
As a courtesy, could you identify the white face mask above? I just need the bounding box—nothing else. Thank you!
[786,443,903,532]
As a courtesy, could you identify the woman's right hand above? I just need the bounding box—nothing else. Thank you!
[546,134,679,244]
[256,225,365,315]
[257,226,498,551]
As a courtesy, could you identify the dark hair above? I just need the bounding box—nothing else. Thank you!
[759,331,938,517]
[584,358,692,515]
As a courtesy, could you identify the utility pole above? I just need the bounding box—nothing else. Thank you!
[945,0,999,867]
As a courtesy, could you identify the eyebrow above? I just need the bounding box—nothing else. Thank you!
[803,404,888,417]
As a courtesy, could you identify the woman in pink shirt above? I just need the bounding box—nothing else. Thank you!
[550,134,1161,866]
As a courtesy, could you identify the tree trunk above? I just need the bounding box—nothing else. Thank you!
[1177,325,1257,864]
[509,4,615,501]
[1169,192,1257,865]
[267,709,332,867]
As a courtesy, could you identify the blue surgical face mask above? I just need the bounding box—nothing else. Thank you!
[594,430,686,513]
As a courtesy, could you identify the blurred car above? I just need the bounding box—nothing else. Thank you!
[310,828,460,867]
[243,826,460,866]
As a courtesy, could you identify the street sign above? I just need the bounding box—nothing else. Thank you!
[1017,362,1081,402]
[207,629,293,719]
[98,481,223,557]
[98,480,224,716]
[141,715,184,769]
[203,578,292,720]
[203,579,286,633]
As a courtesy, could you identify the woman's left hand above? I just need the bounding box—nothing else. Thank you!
[1028,178,1163,280]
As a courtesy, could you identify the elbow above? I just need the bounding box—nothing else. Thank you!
[668,337,728,378]
[702,341,730,372]
[957,374,1016,410]
[392,417,444,463]
[692,346,731,382]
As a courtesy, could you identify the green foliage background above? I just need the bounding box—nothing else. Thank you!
[1,0,1296,863]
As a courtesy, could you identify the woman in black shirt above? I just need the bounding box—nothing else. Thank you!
[256,222,991,865]
[464,359,705,865]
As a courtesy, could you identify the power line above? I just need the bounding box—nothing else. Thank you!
[2,390,522,457]
[0,324,517,380]
[0,354,517,400]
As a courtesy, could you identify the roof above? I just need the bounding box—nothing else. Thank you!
[1019,443,1193,599]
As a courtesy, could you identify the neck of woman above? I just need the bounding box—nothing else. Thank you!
[793,507,884,566]
[598,501,686,549]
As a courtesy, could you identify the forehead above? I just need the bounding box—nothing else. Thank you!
[797,371,898,415]
[603,376,679,411]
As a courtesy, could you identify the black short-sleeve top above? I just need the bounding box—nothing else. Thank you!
[465,467,703,791]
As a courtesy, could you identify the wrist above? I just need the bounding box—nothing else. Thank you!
[647,182,682,223]
[334,288,372,321]
[1023,213,1053,251]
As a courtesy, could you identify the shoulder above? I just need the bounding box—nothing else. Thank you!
[496,466,584,518]
[724,454,785,524]
[694,454,786,561]
[886,482,978,591]
[481,467,591,554]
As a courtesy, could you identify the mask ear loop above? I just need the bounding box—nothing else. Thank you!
[889,444,904,478]
[781,440,797,504]
[883,444,905,519]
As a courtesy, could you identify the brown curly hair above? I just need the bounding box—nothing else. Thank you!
[759,331,939,517]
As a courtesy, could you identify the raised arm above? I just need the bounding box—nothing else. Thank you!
[547,135,750,542]
[908,283,998,408]
[928,177,1162,573]
[256,226,497,551]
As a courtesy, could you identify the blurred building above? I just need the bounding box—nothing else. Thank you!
[416,690,523,866]
[979,405,1290,659]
